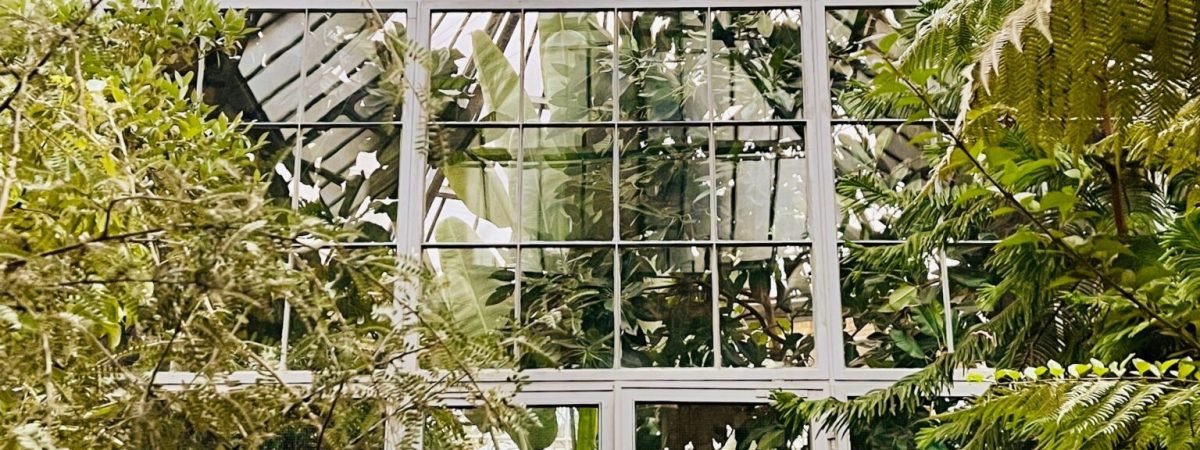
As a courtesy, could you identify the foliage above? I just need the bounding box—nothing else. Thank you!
[775,0,1200,448]
[0,1,532,448]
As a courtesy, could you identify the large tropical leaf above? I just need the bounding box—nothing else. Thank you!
[432,218,513,336]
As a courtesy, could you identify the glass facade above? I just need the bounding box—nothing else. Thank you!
[193,1,983,449]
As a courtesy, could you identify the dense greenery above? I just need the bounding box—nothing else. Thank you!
[0,1,535,448]
[775,0,1200,448]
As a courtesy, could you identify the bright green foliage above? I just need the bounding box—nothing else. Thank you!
[0,1,527,448]
[776,0,1200,448]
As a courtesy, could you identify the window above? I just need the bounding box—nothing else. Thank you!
[193,2,994,449]
[425,8,811,371]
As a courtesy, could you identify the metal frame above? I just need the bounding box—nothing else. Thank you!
[177,0,1005,448]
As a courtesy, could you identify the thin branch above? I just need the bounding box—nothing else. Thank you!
[879,57,1200,353]
[0,106,20,225]
[0,0,105,117]
[730,297,789,346]
[314,378,347,450]
[38,228,165,258]
[101,196,195,237]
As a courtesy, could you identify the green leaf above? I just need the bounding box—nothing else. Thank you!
[756,13,775,38]
[432,218,513,337]
[878,32,899,53]
[1040,190,1076,214]
[997,230,1041,249]
[1047,360,1065,378]
[1133,358,1157,377]
[955,186,994,206]
[881,285,920,313]
[443,163,517,229]
[470,31,536,122]
[997,369,1022,381]
[1178,361,1197,379]
[1068,363,1090,378]
[523,408,559,450]
[575,407,598,450]
[889,329,926,360]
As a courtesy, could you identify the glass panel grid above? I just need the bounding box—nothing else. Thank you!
[826,5,975,371]
[189,2,988,449]
[424,7,812,371]
[203,8,411,371]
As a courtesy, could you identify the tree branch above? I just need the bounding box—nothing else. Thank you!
[0,0,105,117]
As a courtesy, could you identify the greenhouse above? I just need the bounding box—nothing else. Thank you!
[4,0,1200,448]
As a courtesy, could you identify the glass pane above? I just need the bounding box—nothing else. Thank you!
[523,127,614,241]
[711,9,804,120]
[620,246,714,368]
[289,246,398,370]
[719,246,815,368]
[524,11,615,122]
[618,10,710,121]
[429,406,601,450]
[619,127,712,241]
[519,247,615,369]
[946,244,998,354]
[715,125,808,242]
[246,126,300,203]
[426,127,520,244]
[841,245,946,368]
[203,12,305,123]
[430,12,525,122]
[270,400,385,449]
[834,123,938,241]
[304,12,407,123]
[826,8,915,119]
[298,126,400,242]
[424,245,517,367]
[635,403,810,450]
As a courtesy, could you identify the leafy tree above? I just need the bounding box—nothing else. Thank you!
[0,0,539,448]
[774,0,1200,448]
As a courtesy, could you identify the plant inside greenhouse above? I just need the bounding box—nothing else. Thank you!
[5,0,1200,448]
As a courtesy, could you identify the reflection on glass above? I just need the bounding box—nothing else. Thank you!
[621,246,714,368]
[711,9,804,120]
[619,127,712,241]
[297,126,401,242]
[840,245,945,368]
[291,246,398,370]
[203,12,305,123]
[618,10,709,121]
[523,128,614,242]
[719,246,814,368]
[430,12,525,122]
[243,126,300,203]
[520,248,615,369]
[834,123,938,241]
[424,244,517,367]
[432,406,601,450]
[946,244,997,353]
[826,8,915,119]
[427,128,520,244]
[715,125,808,242]
[305,12,407,123]
[524,11,615,122]
[635,403,809,450]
